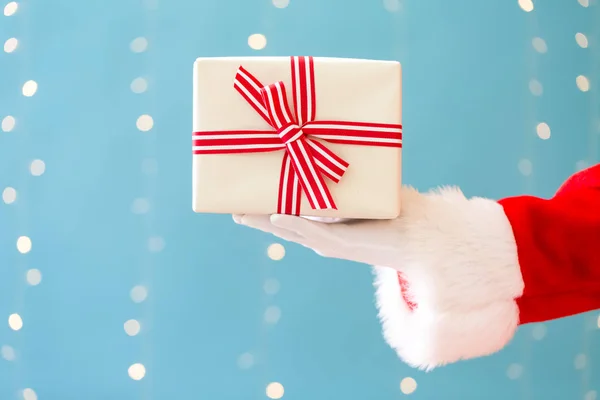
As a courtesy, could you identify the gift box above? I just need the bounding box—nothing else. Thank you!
[192,56,402,219]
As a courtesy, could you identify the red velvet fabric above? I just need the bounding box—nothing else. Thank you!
[499,164,600,324]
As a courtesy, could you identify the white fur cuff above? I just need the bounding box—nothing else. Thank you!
[372,190,525,370]
[374,267,519,370]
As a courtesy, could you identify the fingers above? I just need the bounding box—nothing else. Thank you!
[236,213,403,256]
[233,214,306,243]
[233,214,347,259]
[270,214,347,245]
[301,216,348,224]
[270,215,394,248]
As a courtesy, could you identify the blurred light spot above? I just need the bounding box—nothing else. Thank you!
[128,363,146,380]
[264,278,280,295]
[507,363,523,379]
[124,319,141,336]
[26,269,42,286]
[141,158,158,175]
[148,236,165,252]
[585,390,598,400]
[272,0,289,8]
[400,377,417,394]
[131,77,148,93]
[136,114,154,131]
[575,33,588,48]
[531,324,546,340]
[576,160,589,171]
[528,79,543,96]
[237,352,254,369]
[30,159,45,176]
[3,2,18,16]
[130,285,148,303]
[8,314,23,331]
[518,0,534,12]
[264,306,281,324]
[597,313,600,328]
[248,34,267,50]
[1,345,16,361]
[383,0,401,12]
[536,122,551,140]
[4,37,17,53]
[22,388,37,400]
[518,159,532,177]
[22,80,37,97]
[2,187,17,204]
[578,0,589,7]
[266,382,284,399]
[2,115,15,132]
[17,236,32,254]
[130,37,148,53]
[574,353,587,370]
[576,75,590,92]
[532,37,547,53]
[131,198,150,214]
[267,243,285,260]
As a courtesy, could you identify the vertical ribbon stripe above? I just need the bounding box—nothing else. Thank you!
[192,56,403,215]
[278,153,302,216]
[291,56,316,126]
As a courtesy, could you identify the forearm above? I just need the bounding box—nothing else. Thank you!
[499,174,600,323]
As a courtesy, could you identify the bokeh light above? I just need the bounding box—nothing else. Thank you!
[266,382,284,399]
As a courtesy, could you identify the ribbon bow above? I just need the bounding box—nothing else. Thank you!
[193,56,402,215]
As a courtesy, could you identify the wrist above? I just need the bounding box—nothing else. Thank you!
[373,189,524,369]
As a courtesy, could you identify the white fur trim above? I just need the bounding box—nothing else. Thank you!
[373,187,524,370]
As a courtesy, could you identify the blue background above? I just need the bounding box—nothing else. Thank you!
[1,0,599,399]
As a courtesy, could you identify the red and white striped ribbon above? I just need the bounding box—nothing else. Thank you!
[193,56,402,215]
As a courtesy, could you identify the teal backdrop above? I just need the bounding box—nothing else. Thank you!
[1,0,599,399]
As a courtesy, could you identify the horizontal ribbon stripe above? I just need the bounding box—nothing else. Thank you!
[193,130,285,154]
[193,56,402,215]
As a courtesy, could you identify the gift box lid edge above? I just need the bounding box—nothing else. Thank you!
[194,56,401,67]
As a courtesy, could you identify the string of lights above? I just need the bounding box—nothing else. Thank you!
[580,2,598,400]
[512,2,539,398]
[124,0,161,390]
[2,2,42,399]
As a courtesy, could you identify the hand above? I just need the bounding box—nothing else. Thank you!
[234,213,401,267]
[233,186,458,269]
[234,185,520,308]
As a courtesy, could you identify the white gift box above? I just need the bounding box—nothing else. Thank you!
[192,56,402,219]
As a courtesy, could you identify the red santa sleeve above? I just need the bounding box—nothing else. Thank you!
[373,164,600,370]
[500,163,600,324]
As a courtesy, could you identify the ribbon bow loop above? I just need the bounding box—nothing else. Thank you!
[258,82,304,145]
